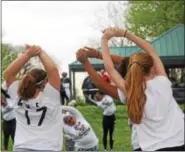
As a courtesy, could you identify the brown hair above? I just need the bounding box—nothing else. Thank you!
[125,52,153,124]
[116,57,129,78]
[18,68,47,100]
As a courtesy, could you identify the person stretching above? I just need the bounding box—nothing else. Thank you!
[88,90,116,151]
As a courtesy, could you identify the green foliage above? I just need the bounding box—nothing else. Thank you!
[1,44,18,81]
[75,105,132,151]
[114,99,123,106]
[76,100,87,107]
[1,104,184,151]
[125,1,184,39]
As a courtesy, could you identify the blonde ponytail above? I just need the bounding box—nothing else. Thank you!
[126,63,146,124]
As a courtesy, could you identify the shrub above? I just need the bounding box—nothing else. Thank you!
[76,100,87,107]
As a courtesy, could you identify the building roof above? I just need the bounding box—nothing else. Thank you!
[69,24,184,72]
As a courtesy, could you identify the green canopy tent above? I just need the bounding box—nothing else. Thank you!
[69,24,184,98]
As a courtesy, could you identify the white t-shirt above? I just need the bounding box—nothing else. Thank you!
[1,98,15,121]
[117,89,140,150]
[61,106,98,149]
[1,81,15,121]
[119,76,184,151]
[96,95,116,116]
[8,81,63,151]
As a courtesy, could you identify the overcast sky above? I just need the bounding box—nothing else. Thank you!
[2,1,119,72]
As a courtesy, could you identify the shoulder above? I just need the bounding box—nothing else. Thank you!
[43,83,60,95]
[146,76,172,95]
[7,80,20,100]
[7,80,19,91]
[42,83,60,105]
[149,76,172,87]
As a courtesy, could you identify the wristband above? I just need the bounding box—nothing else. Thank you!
[96,51,100,58]
[124,30,128,37]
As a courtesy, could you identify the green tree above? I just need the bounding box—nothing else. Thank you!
[1,44,43,81]
[124,1,184,39]
[1,44,18,81]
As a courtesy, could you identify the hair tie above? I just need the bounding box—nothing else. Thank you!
[129,61,141,69]
[36,75,48,86]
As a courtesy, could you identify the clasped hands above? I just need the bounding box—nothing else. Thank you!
[23,44,43,58]
[76,27,126,63]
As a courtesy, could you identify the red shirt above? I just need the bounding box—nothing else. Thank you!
[102,74,111,84]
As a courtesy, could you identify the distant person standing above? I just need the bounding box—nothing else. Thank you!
[1,81,16,152]
[61,72,71,105]
[88,91,116,151]
[60,77,68,105]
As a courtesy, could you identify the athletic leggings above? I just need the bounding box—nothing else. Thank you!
[134,144,184,151]
[3,118,16,150]
[102,114,116,150]
[61,91,69,105]
[156,144,185,151]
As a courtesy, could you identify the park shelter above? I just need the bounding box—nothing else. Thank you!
[69,24,185,97]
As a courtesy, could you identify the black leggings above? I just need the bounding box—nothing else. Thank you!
[102,114,116,150]
[134,144,184,151]
[156,144,185,151]
[61,92,69,105]
[3,118,16,150]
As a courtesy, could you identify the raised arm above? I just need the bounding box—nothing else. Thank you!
[3,45,40,88]
[83,46,125,65]
[76,48,119,99]
[101,29,127,94]
[38,48,60,90]
[61,106,83,119]
[102,28,166,76]
[124,30,166,76]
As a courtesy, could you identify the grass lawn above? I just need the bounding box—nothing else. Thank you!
[1,104,184,151]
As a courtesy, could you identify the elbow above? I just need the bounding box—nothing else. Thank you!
[3,69,10,80]
[48,67,59,76]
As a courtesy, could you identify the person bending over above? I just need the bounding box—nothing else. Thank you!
[63,111,75,151]
[61,106,99,151]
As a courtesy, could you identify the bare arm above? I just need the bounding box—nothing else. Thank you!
[61,106,83,119]
[125,31,166,76]
[3,45,40,88]
[38,49,60,90]
[76,49,119,99]
[87,96,98,105]
[101,36,127,95]
[84,46,124,65]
